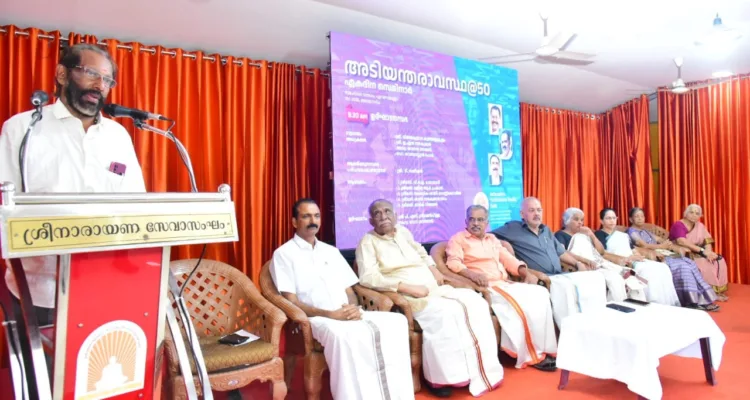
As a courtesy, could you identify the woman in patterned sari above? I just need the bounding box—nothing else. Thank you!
[669,204,729,301]
[627,207,720,310]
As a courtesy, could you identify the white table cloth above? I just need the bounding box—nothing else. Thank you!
[556,302,725,399]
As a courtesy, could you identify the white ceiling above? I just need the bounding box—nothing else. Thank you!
[2,0,750,113]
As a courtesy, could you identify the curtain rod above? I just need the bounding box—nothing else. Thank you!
[0,28,329,77]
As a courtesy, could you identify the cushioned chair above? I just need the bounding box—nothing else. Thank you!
[259,260,404,399]
[165,259,287,400]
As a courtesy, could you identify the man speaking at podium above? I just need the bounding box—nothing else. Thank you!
[0,44,145,376]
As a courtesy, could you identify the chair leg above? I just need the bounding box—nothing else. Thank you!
[283,354,297,390]
[271,379,288,400]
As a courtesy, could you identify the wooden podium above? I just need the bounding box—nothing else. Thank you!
[0,182,238,400]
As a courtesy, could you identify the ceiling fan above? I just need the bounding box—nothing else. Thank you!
[629,57,729,95]
[480,14,596,65]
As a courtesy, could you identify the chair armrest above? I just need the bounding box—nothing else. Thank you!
[378,291,417,332]
[353,284,394,312]
[261,290,315,356]
[508,269,550,290]
[561,261,578,273]
[442,270,479,290]
[530,270,552,289]
[238,282,288,357]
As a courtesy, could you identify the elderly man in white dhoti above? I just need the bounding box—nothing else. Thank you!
[356,199,503,398]
[446,205,558,372]
[554,207,653,303]
[492,197,608,327]
[271,198,415,400]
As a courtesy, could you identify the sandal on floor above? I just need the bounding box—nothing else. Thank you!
[717,294,729,302]
[531,356,557,372]
[701,304,720,312]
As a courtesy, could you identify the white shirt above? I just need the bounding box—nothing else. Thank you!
[0,100,147,308]
[271,234,358,311]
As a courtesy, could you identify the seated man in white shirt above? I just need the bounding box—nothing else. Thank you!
[356,199,503,398]
[271,198,414,400]
[0,44,146,389]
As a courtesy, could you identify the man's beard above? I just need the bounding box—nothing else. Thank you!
[65,79,104,117]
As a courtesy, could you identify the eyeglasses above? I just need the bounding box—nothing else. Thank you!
[468,217,487,223]
[71,65,117,89]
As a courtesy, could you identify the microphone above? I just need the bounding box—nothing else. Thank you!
[104,103,169,121]
[30,90,49,107]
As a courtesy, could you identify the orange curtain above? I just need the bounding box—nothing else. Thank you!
[521,95,653,230]
[521,103,604,230]
[599,95,655,223]
[657,78,750,284]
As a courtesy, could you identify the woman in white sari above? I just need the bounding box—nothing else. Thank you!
[594,208,680,306]
[554,208,647,302]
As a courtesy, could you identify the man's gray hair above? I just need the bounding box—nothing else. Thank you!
[562,207,584,226]
[368,198,393,216]
[684,203,703,217]
[466,204,488,219]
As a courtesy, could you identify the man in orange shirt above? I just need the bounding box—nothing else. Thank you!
[446,205,557,372]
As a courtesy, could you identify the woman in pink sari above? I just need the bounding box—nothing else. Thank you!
[669,204,729,301]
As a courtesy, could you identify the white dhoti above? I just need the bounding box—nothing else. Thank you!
[632,260,681,306]
[488,282,557,368]
[413,287,503,396]
[596,263,647,302]
[311,311,415,400]
[567,233,647,303]
[548,271,607,326]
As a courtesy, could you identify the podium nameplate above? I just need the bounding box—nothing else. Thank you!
[1,191,239,259]
[6,212,234,254]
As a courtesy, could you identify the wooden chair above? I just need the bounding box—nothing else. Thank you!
[259,260,403,399]
[429,240,553,344]
[164,259,287,400]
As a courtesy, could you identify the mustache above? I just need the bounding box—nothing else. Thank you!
[306,223,319,229]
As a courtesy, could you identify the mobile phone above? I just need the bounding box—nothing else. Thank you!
[624,298,650,306]
[606,303,636,313]
[218,333,250,345]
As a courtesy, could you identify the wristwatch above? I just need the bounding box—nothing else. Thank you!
[699,248,706,256]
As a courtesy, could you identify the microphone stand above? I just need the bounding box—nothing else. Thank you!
[18,108,44,192]
[133,119,198,193]
[132,118,212,400]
